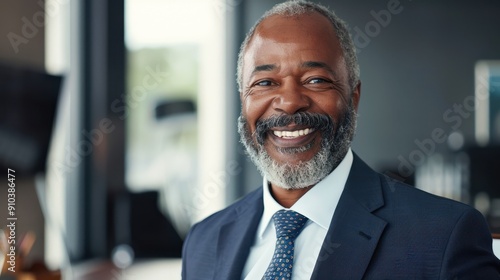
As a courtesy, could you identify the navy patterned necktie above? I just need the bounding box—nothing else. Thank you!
[263,209,308,280]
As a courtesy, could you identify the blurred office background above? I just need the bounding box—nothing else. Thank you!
[1,0,500,279]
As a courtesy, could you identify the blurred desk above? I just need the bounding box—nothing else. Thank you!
[123,259,182,280]
[71,260,116,280]
[72,258,182,280]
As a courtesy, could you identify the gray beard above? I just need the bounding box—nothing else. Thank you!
[238,105,357,190]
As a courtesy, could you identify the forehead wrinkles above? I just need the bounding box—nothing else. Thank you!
[242,14,344,83]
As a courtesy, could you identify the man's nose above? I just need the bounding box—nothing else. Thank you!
[272,81,311,115]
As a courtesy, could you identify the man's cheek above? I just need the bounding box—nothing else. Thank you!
[245,122,260,145]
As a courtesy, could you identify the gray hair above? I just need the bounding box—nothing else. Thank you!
[236,0,360,93]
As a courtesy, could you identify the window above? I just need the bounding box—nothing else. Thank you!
[125,0,227,236]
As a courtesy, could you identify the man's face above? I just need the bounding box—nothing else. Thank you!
[239,12,360,189]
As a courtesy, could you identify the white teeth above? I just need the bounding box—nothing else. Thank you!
[273,128,315,139]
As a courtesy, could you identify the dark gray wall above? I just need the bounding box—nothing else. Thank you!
[0,0,45,69]
[232,0,500,196]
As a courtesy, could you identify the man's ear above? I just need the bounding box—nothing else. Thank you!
[352,82,361,111]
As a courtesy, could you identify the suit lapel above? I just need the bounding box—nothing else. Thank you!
[311,154,387,279]
[214,189,264,280]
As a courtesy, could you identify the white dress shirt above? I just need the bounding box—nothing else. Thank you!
[242,149,354,280]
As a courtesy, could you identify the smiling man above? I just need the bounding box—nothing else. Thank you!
[182,1,500,279]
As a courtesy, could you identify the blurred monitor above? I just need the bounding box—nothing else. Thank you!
[0,64,62,175]
[475,60,500,146]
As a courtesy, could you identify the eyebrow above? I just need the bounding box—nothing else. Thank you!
[250,64,277,78]
[249,61,338,80]
[301,61,338,78]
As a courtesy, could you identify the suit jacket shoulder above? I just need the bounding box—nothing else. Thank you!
[375,174,500,278]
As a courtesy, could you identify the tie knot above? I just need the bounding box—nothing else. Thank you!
[272,210,308,239]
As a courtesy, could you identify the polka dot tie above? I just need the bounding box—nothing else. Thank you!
[262,210,308,280]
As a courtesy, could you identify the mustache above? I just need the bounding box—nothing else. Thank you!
[254,112,334,145]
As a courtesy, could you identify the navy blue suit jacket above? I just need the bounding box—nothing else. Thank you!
[182,154,500,279]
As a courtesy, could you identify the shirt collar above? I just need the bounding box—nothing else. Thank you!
[258,149,353,238]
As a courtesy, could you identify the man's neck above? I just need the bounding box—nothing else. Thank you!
[269,184,313,208]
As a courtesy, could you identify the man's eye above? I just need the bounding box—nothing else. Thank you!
[256,80,273,86]
[308,78,328,84]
